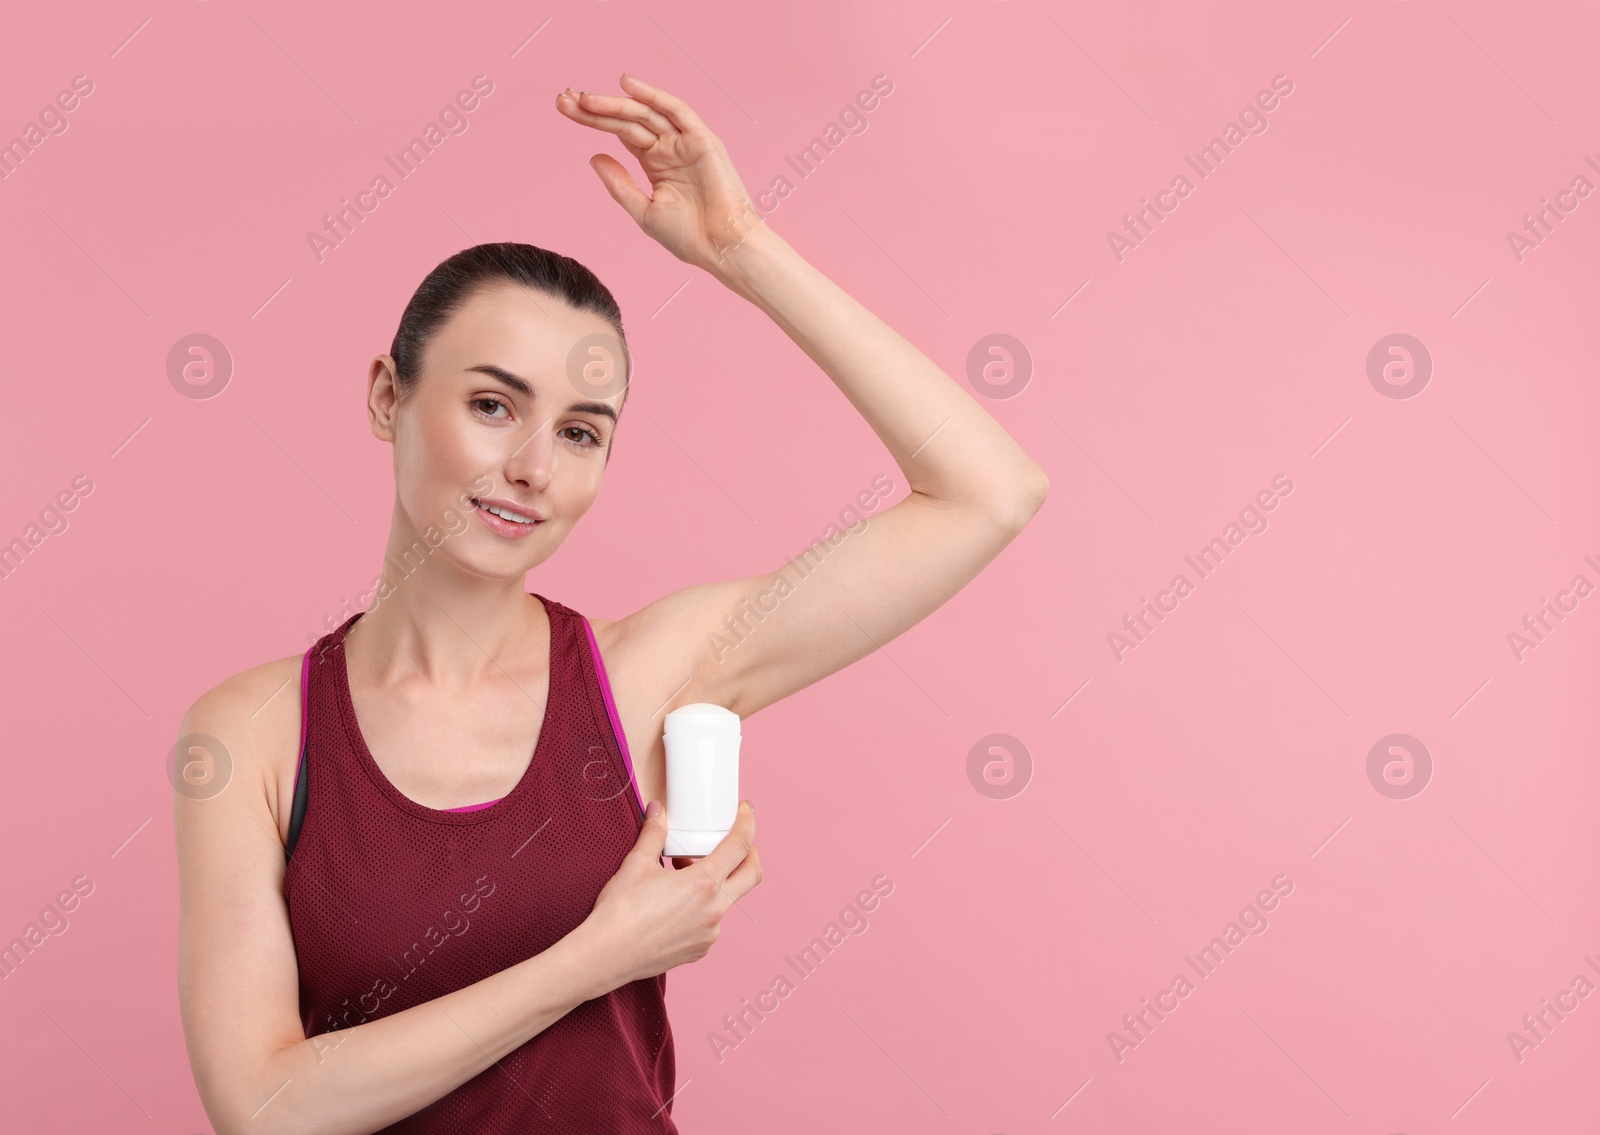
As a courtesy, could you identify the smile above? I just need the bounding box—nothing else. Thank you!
[477,501,537,524]
[471,498,545,537]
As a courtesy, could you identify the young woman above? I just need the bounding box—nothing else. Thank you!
[175,73,1047,1134]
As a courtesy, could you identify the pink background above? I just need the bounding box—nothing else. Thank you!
[2,1,1597,1131]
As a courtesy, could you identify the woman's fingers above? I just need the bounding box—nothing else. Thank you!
[618,73,707,136]
[556,90,660,150]
[567,88,676,138]
[694,802,756,889]
[722,843,762,903]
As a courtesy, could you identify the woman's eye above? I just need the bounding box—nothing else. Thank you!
[562,424,604,448]
[472,397,509,419]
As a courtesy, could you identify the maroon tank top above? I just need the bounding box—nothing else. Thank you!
[283,593,678,1132]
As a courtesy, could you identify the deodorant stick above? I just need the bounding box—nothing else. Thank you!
[662,702,741,858]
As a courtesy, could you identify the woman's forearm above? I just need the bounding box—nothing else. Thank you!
[713,219,1048,519]
[221,925,614,1135]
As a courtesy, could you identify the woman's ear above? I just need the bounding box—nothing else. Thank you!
[368,354,402,442]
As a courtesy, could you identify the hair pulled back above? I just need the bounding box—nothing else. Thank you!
[389,242,629,401]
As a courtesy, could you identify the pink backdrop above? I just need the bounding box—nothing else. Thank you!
[2,1,1597,1131]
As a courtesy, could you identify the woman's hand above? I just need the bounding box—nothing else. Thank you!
[578,800,761,989]
[556,74,766,276]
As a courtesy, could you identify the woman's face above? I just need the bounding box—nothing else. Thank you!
[369,281,628,580]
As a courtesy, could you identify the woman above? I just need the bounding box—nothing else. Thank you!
[175,73,1047,1134]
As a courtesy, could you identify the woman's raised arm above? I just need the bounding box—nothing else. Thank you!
[557,75,1048,720]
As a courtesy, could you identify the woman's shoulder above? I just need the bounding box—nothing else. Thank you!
[178,649,308,840]
[182,650,306,731]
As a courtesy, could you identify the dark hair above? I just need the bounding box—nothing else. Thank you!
[389,242,629,405]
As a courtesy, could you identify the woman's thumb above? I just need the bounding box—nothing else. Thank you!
[589,153,651,228]
[633,800,669,860]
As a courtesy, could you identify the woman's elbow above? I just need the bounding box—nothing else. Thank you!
[192,1049,291,1135]
[1002,465,1050,530]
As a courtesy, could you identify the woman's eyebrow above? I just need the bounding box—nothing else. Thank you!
[572,401,618,425]
[466,364,617,424]
[466,363,534,395]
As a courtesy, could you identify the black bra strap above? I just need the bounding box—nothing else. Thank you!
[286,741,308,863]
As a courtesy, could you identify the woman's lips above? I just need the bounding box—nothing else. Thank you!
[472,498,543,538]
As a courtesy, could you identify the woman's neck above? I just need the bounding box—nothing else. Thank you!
[345,574,547,689]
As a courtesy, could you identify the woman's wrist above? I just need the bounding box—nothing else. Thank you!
[704,212,793,303]
[560,915,630,1002]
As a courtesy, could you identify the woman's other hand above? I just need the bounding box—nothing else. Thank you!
[555,74,764,275]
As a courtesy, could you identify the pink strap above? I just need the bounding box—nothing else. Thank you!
[583,616,645,815]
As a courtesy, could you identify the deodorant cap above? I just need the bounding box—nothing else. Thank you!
[664,703,741,733]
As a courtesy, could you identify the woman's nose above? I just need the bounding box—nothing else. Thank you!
[503,419,555,490]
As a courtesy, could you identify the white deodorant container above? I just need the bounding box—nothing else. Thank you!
[662,702,741,858]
